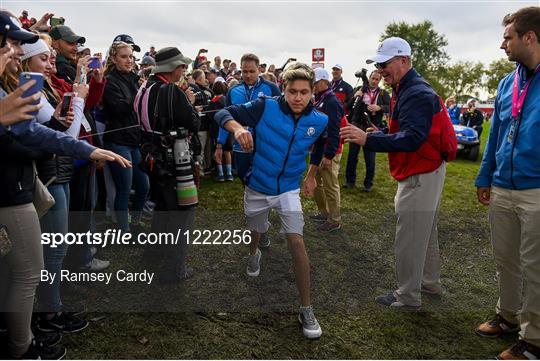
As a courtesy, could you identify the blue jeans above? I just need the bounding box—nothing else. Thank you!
[38,183,70,312]
[105,142,149,231]
[345,143,376,188]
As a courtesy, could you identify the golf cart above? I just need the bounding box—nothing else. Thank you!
[453,124,480,161]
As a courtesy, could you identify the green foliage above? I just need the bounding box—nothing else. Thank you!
[439,61,485,100]
[485,58,516,97]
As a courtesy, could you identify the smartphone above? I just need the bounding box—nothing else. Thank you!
[88,57,101,69]
[18,72,44,115]
[50,17,65,27]
[59,92,74,120]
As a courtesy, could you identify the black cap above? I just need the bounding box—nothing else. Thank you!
[0,13,38,44]
[113,34,140,52]
[49,25,85,44]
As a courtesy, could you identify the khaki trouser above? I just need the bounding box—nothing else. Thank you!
[314,154,342,224]
[489,186,540,348]
[394,162,446,306]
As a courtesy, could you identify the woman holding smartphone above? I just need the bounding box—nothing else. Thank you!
[0,12,130,359]
[102,41,149,232]
[21,38,91,334]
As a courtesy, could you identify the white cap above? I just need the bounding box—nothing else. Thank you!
[332,64,343,70]
[467,98,476,105]
[215,76,226,83]
[21,39,50,61]
[366,37,412,64]
[314,68,330,83]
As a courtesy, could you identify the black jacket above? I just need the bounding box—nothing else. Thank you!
[103,68,141,147]
[55,54,77,84]
[461,108,484,128]
[141,75,200,135]
[189,83,213,131]
[0,132,46,207]
[36,83,74,184]
[347,86,390,130]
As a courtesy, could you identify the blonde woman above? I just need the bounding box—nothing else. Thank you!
[102,41,149,232]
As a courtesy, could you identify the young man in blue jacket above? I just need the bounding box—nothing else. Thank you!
[215,53,280,248]
[215,63,327,339]
[475,6,540,360]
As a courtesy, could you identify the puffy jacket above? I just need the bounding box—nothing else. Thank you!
[365,68,444,181]
[216,96,328,195]
[102,68,141,147]
[476,64,540,190]
[216,78,281,150]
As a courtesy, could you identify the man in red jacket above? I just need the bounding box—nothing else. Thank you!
[342,37,447,310]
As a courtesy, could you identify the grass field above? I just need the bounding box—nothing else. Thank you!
[64,122,515,359]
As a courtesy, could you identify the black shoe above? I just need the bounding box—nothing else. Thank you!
[17,338,66,360]
[343,183,355,189]
[34,331,62,347]
[364,185,373,192]
[37,312,89,334]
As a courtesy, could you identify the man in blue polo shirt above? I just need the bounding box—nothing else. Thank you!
[216,53,280,248]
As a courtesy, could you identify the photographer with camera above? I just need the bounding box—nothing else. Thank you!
[134,46,201,282]
[344,69,390,191]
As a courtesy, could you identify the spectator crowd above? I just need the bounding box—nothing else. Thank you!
[0,6,539,360]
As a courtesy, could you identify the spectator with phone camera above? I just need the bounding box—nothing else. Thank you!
[0,12,131,359]
[49,24,85,84]
[21,38,92,334]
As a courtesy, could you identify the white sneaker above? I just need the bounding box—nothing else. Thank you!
[81,258,110,272]
[298,305,322,339]
[246,249,261,277]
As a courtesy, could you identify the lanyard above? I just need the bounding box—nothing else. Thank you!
[366,87,380,105]
[314,88,333,108]
[331,78,343,92]
[511,63,540,119]
[244,79,260,102]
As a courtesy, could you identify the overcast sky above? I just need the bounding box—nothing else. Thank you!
[5,0,539,91]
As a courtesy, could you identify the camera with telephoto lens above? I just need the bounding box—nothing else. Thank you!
[354,68,369,82]
[349,68,371,129]
[170,128,198,208]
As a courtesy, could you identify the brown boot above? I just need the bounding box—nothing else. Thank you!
[497,340,540,360]
[475,314,519,338]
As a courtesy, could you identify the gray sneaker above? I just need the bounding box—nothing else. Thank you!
[246,249,261,277]
[298,305,322,339]
[259,233,270,249]
[81,258,110,272]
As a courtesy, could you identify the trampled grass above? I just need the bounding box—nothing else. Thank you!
[64,122,513,359]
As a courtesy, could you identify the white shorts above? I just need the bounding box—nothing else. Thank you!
[244,187,304,235]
